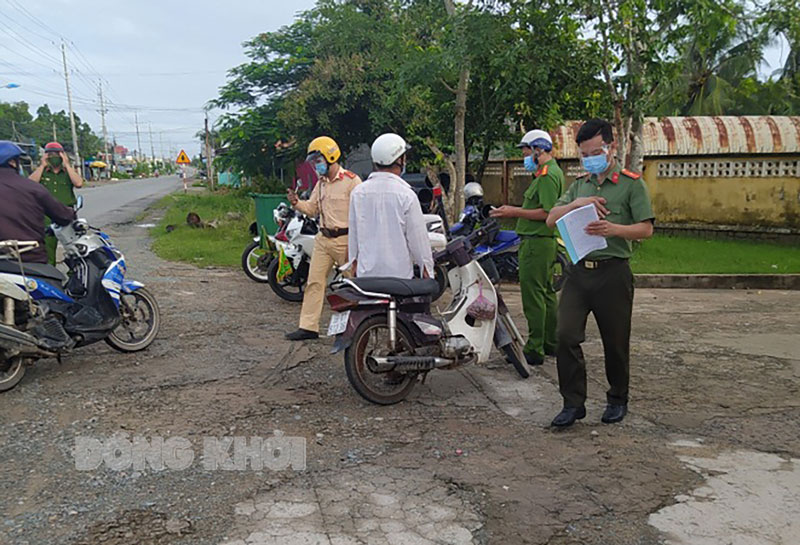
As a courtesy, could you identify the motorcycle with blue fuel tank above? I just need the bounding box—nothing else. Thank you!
[450,198,569,291]
[0,196,160,392]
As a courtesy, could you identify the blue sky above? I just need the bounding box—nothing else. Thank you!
[0,0,317,157]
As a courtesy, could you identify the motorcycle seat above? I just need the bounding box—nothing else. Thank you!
[350,277,440,297]
[0,259,66,284]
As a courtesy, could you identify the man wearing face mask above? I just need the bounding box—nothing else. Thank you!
[29,142,83,265]
[490,129,564,367]
[285,136,361,341]
[0,141,75,264]
[545,119,654,428]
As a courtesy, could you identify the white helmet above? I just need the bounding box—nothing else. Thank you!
[518,129,553,151]
[464,182,484,200]
[371,133,411,167]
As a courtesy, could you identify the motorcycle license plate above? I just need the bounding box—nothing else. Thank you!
[327,311,350,336]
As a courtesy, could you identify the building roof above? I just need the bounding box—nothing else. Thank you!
[549,116,800,159]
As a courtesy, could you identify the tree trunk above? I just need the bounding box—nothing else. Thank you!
[628,112,645,173]
[424,139,457,223]
[453,67,469,217]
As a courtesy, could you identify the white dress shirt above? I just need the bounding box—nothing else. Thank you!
[348,171,434,279]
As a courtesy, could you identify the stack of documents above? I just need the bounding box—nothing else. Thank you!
[555,204,608,263]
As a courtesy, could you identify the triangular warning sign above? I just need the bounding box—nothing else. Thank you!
[176,150,191,164]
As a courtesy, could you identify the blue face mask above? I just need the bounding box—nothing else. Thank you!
[523,155,537,172]
[581,150,609,174]
[314,161,328,177]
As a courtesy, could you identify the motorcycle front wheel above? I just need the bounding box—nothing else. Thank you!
[241,241,273,283]
[0,357,26,392]
[266,258,306,303]
[344,315,418,405]
[105,287,161,352]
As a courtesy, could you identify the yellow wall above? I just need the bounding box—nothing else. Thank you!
[643,157,800,228]
[483,156,800,228]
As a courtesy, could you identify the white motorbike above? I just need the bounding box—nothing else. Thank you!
[265,201,449,303]
[327,220,529,405]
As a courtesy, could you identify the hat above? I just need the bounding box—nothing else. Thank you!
[44,142,64,152]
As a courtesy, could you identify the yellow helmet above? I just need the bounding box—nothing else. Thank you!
[307,136,341,163]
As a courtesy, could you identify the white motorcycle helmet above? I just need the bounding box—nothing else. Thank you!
[464,182,484,200]
[518,129,553,151]
[371,133,411,167]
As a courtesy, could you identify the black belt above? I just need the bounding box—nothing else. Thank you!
[320,227,348,238]
[579,257,628,270]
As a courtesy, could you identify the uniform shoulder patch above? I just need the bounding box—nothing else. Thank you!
[621,169,641,179]
[536,165,549,177]
[342,169,357,179]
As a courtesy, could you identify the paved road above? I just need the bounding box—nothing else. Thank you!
[76,175,183,226]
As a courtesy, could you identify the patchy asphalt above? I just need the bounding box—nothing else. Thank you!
[1,207,798,545]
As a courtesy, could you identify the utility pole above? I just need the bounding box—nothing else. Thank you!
[10,121,18,141]
[98,81,110,178]
[52,122,57,142]
[159,131,164,161]
[134,111,142,162]
[148,122,155,163]
[204,112,214,189]
[60,40,81,170]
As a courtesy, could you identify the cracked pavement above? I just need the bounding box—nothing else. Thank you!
[0,211,798,544]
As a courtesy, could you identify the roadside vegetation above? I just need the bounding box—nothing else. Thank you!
[150,191,254,268]
[150,192,800,274]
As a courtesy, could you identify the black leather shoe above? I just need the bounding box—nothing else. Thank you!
[285,329,319,341]
[551,406,586,427]
[544,348,557,357]
[601,404,628,424]
[524,352,544,366]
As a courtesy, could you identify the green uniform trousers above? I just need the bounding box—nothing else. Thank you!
[518,236,558,358]
[45,232,57,265]
[556,258,634,408]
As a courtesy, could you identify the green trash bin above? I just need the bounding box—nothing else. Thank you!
[250,193,288,242]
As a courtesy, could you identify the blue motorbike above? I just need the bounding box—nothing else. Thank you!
[449,201,568,290]
[0,197,160,391]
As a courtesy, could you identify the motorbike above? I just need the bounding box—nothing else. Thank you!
[450,199,569,291]
[241,220,273,283]
[0,196,160,392]
[326,220,530,405]
[263,201,450,303]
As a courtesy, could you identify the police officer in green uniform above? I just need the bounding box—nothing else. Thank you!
[546,119,655,427]
[491,129,564,366]
[29,142,83,264]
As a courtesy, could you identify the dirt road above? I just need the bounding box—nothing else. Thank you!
[1,213,798,545]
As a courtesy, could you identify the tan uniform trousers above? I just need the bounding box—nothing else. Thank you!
[299,233,349,332]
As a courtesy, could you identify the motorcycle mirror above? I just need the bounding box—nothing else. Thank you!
[74,195,84,211]
[480,203,493,219]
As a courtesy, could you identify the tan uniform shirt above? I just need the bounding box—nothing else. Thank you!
[294,167,361,230]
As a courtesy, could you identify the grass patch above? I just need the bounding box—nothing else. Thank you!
[150,192,254,267]
[630,235,800,274]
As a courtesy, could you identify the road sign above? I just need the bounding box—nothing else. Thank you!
[176,150,191,164]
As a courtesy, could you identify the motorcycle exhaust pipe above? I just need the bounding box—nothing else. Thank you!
[368,355,455,372]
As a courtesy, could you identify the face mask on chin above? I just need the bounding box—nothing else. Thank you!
[523,154,536,172]
[47,155,63,168]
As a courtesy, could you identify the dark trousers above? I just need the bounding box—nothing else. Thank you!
[556,259,634,408]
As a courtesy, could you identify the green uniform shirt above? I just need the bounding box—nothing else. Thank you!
[39,166,77,207]
[516,158,564,237]
[555,163,654,260]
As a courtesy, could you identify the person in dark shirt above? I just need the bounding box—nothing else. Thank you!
[0,141,75,264]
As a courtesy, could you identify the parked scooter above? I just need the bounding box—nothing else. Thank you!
[0,196,160,392]
[327,220,529,405]
[450,183,569,290]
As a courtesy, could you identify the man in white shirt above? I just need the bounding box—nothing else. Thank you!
[348,133,434,279]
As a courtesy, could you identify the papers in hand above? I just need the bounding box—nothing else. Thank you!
[555,204,608,264]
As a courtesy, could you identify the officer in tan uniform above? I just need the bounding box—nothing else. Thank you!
[285,136,361,341]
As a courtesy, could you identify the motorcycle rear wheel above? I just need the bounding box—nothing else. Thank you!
[266,258,306,303]
[105,287,161,353]
[241,241,272,283]
[344,316,418,405]
[0,357,26,392]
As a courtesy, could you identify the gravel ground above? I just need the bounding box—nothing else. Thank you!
[1,211,798,545]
